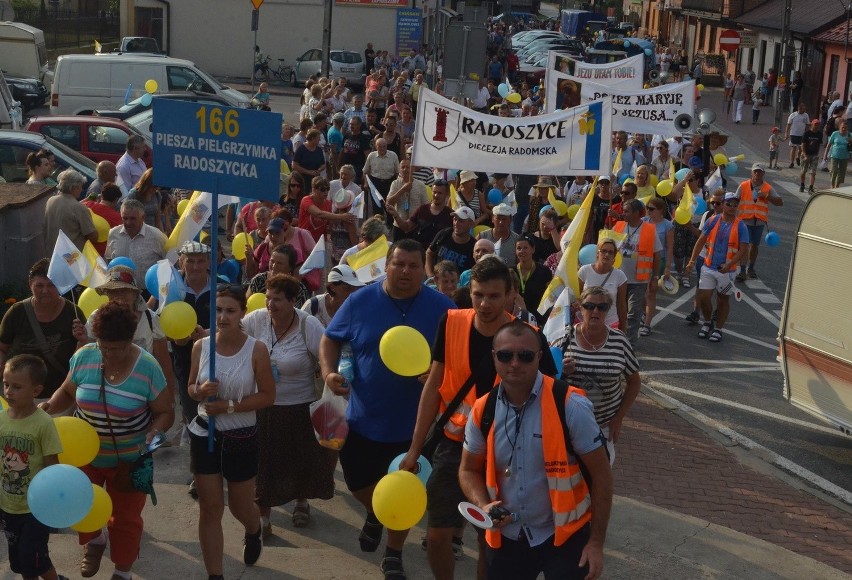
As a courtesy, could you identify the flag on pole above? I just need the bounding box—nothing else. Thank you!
[540,178,597,314]
[630,159,638,178]
[94,40,102,53]
[299,235,327,275]
[166,191,241,253]
[154,259,187,313]
[346,234,389,283]
[47,231,94,295]
[542,286,576,345]
[80,241,109,289]
[704,167,723,193]
[350,192,365,219]
[365,176,384,209]
[611,149,623,178]
[504,190,517,213]
[669,157,677,185]
[449,183,460,210]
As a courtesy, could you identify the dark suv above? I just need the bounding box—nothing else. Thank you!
[2,74,48,112]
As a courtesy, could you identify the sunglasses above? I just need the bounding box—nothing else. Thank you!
[494,350,538,364]
[724,201,738,207]
[581,302,611,312]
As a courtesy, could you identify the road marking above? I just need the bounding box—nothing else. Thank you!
[650,288,696,326]
[642,365,779,376]
[645,382,852,506]
[755,292,781,304]
[739,291,781,326]
[774,309,783,318]
[640,356,777,365]
[649,381,845,438]
[717,327,779,350]
[745,279,769,290]
[774,179,809,202]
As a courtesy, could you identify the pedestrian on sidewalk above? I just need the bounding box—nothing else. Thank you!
[460,320,613,580]
[768,127,781,169]
[751,90,764,124]
[731,74,747,124]
[800,120,823,193]
[723,74,734,115]
[825,120,851,188]
[785,103,810,168]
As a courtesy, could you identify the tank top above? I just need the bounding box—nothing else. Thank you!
[197,335,258,431]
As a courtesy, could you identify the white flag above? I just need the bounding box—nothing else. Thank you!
[350,192,365,219]
[542,286,576,346]
[155,259,186,313]
[365,175,384,209]
[704,167,723,194]
[48,231,93,295]
[166,191,241,252]
[299,234,327,275]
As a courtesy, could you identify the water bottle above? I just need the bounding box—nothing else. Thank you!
[338,343,355,387]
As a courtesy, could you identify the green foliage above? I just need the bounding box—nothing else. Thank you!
[11,0,37,10]
[704,53,727,72]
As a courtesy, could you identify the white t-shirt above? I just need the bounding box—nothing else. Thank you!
[578,264,627,327]
[242,308,324,406]
[787,111,810,137]
[301,293,332,327]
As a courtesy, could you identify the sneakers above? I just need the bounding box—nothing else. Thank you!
[80,542,107,578]
[788,163,794,168]
[243,526,263,566]
[685,311,700,324]
[381,556,406,579]
[800,183,805,192]
[808,185,815,194]
[747,268,758,279]
[639,324,651,337]
[735,271,746,283]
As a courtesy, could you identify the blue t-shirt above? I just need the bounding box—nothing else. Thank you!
[327,126,344,152]
[702,215,749,270]
[828,131,851,161]
[325,283,455,442]
[642,216,674,249]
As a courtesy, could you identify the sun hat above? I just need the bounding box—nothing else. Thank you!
[492,203,514,216]
[659,275,679,295]
[459,170,478,184]
[178,241,211,255]
[332,188,354,211]
[96,265,139,295]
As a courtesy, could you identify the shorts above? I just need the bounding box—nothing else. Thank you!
[789,135,803,146]
[769,150,778,161]
[0,510,52,577]
[339,429,411,492]
[746,223,765,246]
[426,436,465,528]
[699,267,735,295]
[801,155,819,175]
[190,421,259,483]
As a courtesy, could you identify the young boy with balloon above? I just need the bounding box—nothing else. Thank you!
[0,354,67,580]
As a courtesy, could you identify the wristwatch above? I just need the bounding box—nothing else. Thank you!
[227,400,235,414]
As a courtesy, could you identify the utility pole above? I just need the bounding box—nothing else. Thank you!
[321,1,332,78]
[774,0,792,126]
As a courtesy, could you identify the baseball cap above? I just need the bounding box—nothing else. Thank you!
[771,126,779,132]
[179,241,211,255]
[724,192,738,201]
[328,265,365,287]
[332,112,345,121]
[453,206,476,221]
[751,162,765,172]
[267,217,286,233]
[811,119,820,125]
[459,170,477,184]
[597,175,611,182]
[492,203,514,216]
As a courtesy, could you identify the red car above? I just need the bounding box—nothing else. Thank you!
[24,115,151,164]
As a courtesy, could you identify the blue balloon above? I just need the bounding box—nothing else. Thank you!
[140,93,152,107]
[694,198,707,215]
[619,174,631,185]
[388,453,432,486]
[145,264,159,296]
[644,48,653,56]
[533,85,539,93]
[688,156,703,169]
[109,257,136,271]
[218,258,240,283]
[726,162,739,174]
[498,83,510,98]
[539,204,553,217]
[579,243,598,265]
[765,231,780,247]
[487,188,503,206]
[550,346,564,377]
[623,40,631,48]
[28,465,94,528]
[675,168,690,181]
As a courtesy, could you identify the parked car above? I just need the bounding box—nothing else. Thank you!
[290,49,366,88]
[112,36,163,55]
[2,73,48,112]
[24,115,151,164]
[0,129,98,186]
[124,109,153,141]
[0,71,23,130]
[512,31,564,50]
[94,91,234,120]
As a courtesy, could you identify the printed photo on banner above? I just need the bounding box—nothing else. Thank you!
[412,88,612,176]
[565,75,696,135]
[545,52,644,114]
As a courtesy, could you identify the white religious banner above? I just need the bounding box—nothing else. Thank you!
[412,88,612,176]
[568,76,696,135]
[545,52,644,113]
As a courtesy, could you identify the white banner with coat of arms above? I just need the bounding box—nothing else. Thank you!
[411,88,612,176]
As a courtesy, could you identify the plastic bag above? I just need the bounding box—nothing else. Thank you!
[819,158,828,171]
[309,384,349,450]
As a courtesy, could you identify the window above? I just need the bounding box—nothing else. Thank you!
[828,55,840,96]
[0,143,35,183]
[38,125,81,151]
[167,66,214,93]
[88,126,129,154]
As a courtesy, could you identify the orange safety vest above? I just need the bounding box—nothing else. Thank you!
[438,310,501,441]
[737,180,770,222]
[469,374,592,548]
[614,221,656,281]
[703,214,741,267]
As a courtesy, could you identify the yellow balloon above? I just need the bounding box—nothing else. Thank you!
[0,397,7,410]
[144,79,158,94]
[674,207,692,225]
[713,153,728,167]
[246,292,266,313]
[54,417,100,467]
[506,92,522,104]
[177,199,189,216]
[729,153,746,162]
[231,232,255,261]
[696,83,705,91]
[552,200,568,217]
[614,252,623,268]
[71,484,113,532]
[89,210,110,243]
[656,180,673,197]
[426,185,433,202]
[473,225,489,236]
[567,204,580,220]
[372,471,427,531]
[649,174,659,187]
[159,301,197,339]
[78,287,108,319]
[379,326,431,376]
[468,72,480,81]
[280,159,291,176]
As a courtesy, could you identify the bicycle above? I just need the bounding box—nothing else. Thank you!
[253,56,293,84]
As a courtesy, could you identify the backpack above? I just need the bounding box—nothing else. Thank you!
[309,296,320,316]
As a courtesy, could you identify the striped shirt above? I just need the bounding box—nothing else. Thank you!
[557,326,639,425]
[70,344,166,467]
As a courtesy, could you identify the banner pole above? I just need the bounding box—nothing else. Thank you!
[207,187,219,453]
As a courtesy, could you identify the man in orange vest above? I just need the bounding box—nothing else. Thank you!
[460,321,612,579]
[684,192,749,342]
[613,199,661,346]
[734,163,782,282]
[401,258,555,579]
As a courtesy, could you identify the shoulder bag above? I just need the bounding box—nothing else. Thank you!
[22,298,70,377]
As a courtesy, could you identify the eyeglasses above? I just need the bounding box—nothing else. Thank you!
[581,302,611,312]
[648,206,660,212]
[494,350,538,364]
[710,200,723,206]
[723,201,738,207]
[598,248,615,255]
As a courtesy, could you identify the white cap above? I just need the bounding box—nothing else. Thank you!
[453,206,476,221]
[327,265,365,287]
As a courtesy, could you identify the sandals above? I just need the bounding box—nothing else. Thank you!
[708,329,723,342]
[359,517,384,552]
[698,322,713,339]
[80,541,107,578]
[639,324,651,337]
[381,556,407,579]
[681,277,691,288]
[292,502,310,528]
